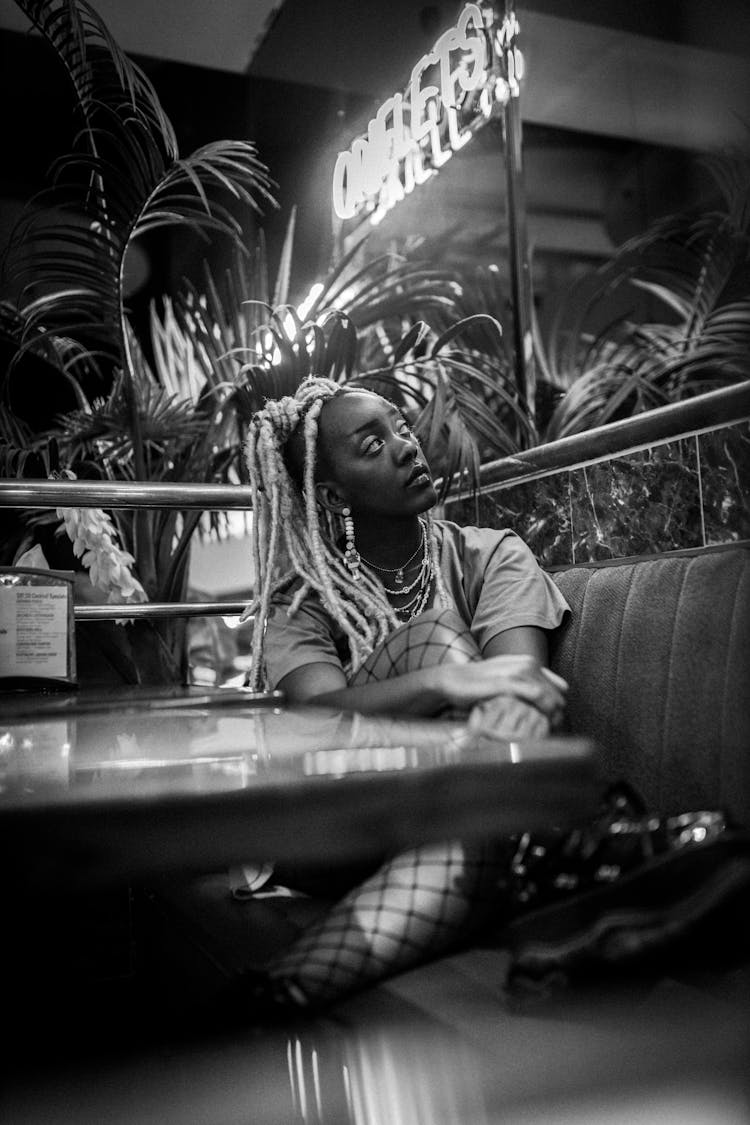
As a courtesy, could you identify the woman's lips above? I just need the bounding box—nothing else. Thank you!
[405,469,432,489]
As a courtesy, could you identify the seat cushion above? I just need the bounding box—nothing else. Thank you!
[549,545,750,824]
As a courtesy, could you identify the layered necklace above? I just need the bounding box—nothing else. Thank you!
[359,519,434,621]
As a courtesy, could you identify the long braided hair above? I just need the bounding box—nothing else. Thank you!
[243,376,449,689]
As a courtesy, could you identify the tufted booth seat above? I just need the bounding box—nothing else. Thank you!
[549,542,750,826]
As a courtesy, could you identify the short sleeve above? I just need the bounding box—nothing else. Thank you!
[263,594,345,689]
[455,525,569,651]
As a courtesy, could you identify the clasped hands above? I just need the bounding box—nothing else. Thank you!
[438,654,568,740]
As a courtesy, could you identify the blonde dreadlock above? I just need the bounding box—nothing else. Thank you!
[243,376,448,690]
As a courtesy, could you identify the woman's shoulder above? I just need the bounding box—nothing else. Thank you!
[434,518,521,557]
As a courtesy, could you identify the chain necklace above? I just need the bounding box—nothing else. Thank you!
[385,534,434,620]
[377,531,430,596]
[392,569,434,621]
[358,520,425,586]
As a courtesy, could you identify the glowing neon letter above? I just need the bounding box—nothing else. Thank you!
[455,4,487,95]
[332,3,517,221]
[332,149,356,219]
[409,54,440,144]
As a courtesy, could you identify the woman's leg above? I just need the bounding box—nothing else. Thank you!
[256,611,511,1010]
[350,607,482,721]
[351,608,553,737]
[349,607,483,685]
[262,837,509,1010]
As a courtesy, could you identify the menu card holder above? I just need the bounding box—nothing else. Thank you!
[0,567,77,690]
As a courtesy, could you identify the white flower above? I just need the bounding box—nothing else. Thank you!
[55,480,148,616]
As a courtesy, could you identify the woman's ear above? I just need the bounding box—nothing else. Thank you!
[315,481,348,514]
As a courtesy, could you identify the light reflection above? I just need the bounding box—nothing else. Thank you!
[221,615,243,629]
[0,703,531,804]
[304,745,412,777]
[295,1036,308,1121]
[287,1038,297,1115]
[311,1048,323,1121]
[280,1027,492,1125]
[342,1064,353,1121]
[298,282,324,320]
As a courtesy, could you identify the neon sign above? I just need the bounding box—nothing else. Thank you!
[332,4,523,225]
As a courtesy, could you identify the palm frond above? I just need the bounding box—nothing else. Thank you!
[534,147,750,435]
[14,0,178,151]
[5,112,275,368]
[545,365,667,440]
[0,408,61,477]
[4,0,277,438]
[699,148,750,236]
[0,408,34,459]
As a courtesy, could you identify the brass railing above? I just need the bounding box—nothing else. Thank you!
[2,381,748,622]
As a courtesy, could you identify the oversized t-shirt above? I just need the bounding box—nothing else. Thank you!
[263,520,569,689]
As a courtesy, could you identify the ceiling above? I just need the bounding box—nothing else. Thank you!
[2,0,748,150]
[1,2,749,289]
[0,0,279,74]
[248,0,750,152]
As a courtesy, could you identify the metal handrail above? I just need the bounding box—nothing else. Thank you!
[1,383,748,511]
[75,601,248,621]
[2,381,748,623]
[0,480,254,510]
[449,380,750,498]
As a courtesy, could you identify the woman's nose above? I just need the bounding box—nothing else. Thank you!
[394,433,419,462]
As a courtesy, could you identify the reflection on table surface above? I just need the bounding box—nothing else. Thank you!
[0,685,600,893]
[0,685,595,807]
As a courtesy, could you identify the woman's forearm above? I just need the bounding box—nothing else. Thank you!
[310,666,446,717]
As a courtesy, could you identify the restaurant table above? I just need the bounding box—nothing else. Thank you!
[0,685,600,896]
[1,688,747,1124]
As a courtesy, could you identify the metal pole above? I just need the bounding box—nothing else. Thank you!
[500,2,536,426]
[0,480,255,510]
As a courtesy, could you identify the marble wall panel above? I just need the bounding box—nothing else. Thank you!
[445,422,750,564]
[697,422,750,546]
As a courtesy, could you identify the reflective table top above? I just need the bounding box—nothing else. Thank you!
[2,691,745,1125]
[0,686,600,892]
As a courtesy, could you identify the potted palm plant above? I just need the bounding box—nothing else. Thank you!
[536,147,750,437]
[1,0,275,682]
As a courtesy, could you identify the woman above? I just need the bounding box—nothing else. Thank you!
[239,375,570,1010]
[245,375,569,736]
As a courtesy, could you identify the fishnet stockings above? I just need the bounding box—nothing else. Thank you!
[259,610,509,1010]
[349,607,481,682]
[266,840,507,1009]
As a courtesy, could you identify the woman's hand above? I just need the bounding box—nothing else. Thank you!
[468,694,554,741]
[435,654,567,722]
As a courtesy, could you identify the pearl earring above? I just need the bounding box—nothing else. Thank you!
[342,507,361,581]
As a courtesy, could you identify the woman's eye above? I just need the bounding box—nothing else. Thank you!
[362,436,384,455]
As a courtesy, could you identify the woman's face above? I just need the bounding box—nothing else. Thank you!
[316,391,437,518]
